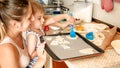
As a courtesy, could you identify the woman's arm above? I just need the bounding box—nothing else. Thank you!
[48,21,71,29]
[0,44,20,68]
[44,14,75,26]
[33,42,46,68]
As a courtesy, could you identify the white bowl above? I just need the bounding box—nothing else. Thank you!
[49,26,60,30]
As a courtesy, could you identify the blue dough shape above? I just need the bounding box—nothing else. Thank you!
[85,32,94,40]
[70,25,76,38]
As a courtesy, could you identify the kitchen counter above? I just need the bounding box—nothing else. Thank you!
[44,23,120,68]
[45,40,120,68]
[63,23,120,68]
[63,26,120,68]
[65,49,120,68]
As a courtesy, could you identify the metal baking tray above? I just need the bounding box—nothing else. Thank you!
[42,32,104,61]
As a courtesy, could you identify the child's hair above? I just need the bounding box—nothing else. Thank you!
[0,0,29,42]
[30,1,44,15]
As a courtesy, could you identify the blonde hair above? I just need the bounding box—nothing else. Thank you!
[0,0,29,42]
[30,1,44,15]
[0,21,6,41]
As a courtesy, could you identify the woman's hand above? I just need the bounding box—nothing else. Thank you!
[65,14,76,26]
[59,14,76,29]
[37,41,46,59]
[35,42,46,68]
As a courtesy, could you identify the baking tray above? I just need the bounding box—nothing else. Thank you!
[41,32,104,61]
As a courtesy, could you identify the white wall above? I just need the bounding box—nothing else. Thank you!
[62,0,120,27]
[92,0,120,27]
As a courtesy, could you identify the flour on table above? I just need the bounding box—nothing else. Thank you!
[91,32,105,46]
[50,36,70,49]
[61,45,70,49]
[66,35,78,40]
[111,40,120,54]
[79,48,94,54]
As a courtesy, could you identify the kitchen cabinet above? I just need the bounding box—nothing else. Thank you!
[53,60,68,68]
[45,55,68,68]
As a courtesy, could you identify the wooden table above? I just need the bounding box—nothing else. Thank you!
[44,25,120,68]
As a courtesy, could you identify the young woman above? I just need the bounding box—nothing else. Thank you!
[0,0,46,68]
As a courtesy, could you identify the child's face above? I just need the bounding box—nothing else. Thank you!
[31,11,44,29]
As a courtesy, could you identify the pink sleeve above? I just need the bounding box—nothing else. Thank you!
[101,0,104,9]
[114,0,120,2]
[101,0,113,12]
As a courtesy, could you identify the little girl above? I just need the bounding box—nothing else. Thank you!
[26,1,75,68]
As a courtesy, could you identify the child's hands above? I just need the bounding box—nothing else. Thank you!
[36,42,46,66]
[66,14,76,25]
